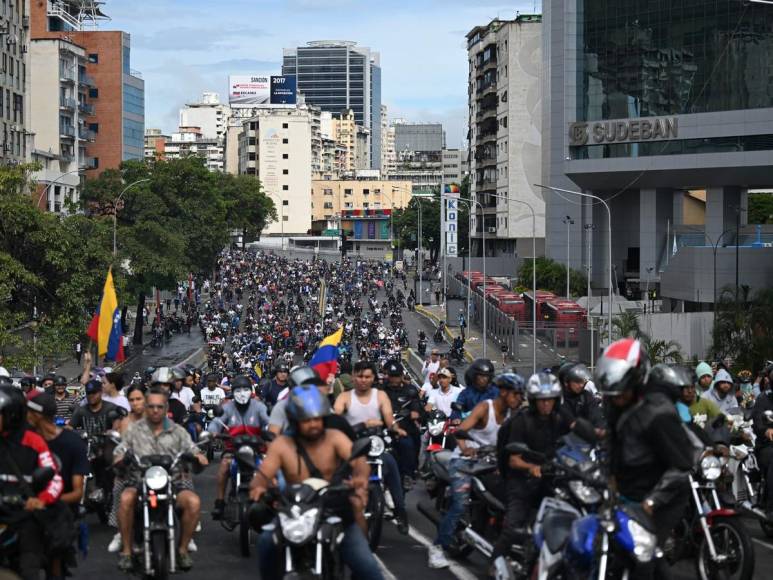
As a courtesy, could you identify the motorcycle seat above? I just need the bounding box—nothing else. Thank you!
[458,463,497,477]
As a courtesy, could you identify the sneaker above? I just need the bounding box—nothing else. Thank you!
[177,552,194,571]
[428,545,449,569]
[108,532,122,553]
[117,554,133,572]
[211,499,225,521]
[188,538,197,552]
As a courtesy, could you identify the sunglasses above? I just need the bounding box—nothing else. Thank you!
[146,404,166,410]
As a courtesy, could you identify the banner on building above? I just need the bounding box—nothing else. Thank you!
[270,75,297,104]
[444,184,460,257]
[229,75,271,106]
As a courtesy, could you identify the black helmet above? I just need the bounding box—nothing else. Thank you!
[231,375,252,391]
[0,375,13,389]
[557,362,576,387]
[646,364,693,403]
[39,372,57,386]
[171,367,186,381]
[144,366,156,380]
[0,386,27,432]
[566,364,592,386]
[286,385,330,423]
[53,375,68,387]
[289,365,320,387]
[464,358,495,388]
[274,362,290,375]
[595,338,650,397]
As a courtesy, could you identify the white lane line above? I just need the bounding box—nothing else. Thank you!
[375,554,400,580]
[406,525,480,580]
[753,538,773,552]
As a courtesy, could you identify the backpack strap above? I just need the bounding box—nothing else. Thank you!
[293,438,324,480]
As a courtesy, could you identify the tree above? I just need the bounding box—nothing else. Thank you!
[612,311,643,340]
[748,192,773,225]
[643,337,684,364]
[518,257,588,297]
[711,285,773,372]
[222,174,277,249]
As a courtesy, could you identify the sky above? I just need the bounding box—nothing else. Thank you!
[105,0,542,148]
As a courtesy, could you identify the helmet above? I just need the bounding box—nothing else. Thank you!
[274,362,290,375]
[526,373,562,402]
[566,364,592,386]
[0,375,12,389]
[0,386,27,432]
[286,385,331,423]
[151,367,175,386]
[40,373,57,386]
[0,367,9,378]
[383,360,404,377]
[594,338,650,397]
[232,375,253,405]
[144,366,156,380]
[493,372,526,393]
[171,367,186,381]
[289,365,321,387]
[464,358,495,388]
[557,362,576,387]
[231,375,252,390]
[53,375,68,387]
[647,364,693,403]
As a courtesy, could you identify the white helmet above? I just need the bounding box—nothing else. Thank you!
[526,372,562,403]
[0,367,9,378]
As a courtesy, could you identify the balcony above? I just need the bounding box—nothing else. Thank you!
[59,69,76,83]
[59,97,77,110]
[80,156,98,170]
[78,101,95,115]
[476,82,496,98]
[59,125,76,138]
[79,73,96,87]
[79,128,96,142]
[475,179,497,192]
[476,107,497,122]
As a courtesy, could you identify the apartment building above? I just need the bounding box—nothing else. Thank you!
[0,0,28,166]
[310,178,412,223]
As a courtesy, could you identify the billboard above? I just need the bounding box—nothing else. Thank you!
[444,184,460,257]
[270,75,297,104]
[229,75,271,106]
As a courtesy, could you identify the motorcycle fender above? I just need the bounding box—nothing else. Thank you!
[705,508,737,526]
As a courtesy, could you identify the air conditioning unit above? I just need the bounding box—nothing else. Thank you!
[487,227,496,233]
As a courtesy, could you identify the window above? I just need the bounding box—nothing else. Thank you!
[282,185,289,191]
[248,152,256,161]
[282,153,288,159]
[88,88,99,98]
[323,188,333,195]
[374,188,381,194]
[344,188,353,196]
[282,169,288,175]
[282,200,289,206]
[363,202,369,208]
[344,202,353,209]
[282,138,288,144]
[248,137,256,145]
[88,53,99,64]
[362,189,369,195]
[282,123,288,129]
[91,157,99,169]
[89,122,99,133]
[323,202,333,209]
[283,216,289,221]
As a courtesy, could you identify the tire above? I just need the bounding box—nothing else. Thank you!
[239,502,252,557]
[366,482,385,552]
[695,517,755,580]
[149,530,169,580]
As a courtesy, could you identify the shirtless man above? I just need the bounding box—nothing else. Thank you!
[250,386,382,580]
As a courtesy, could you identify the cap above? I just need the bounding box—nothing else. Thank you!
[27,392,57,419]
[714,369,733,385]
[437,368,453,379]
[385,360,404,376]
[85,379,103,394]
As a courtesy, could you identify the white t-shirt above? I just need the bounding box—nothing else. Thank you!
[200,387,226,406]
[103,394,130,411]
[426,386,463,416]
[421,381,437,398]
[171,386,196,410]
[422,360,440,379]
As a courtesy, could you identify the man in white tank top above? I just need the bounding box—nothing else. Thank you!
[428,373,525,570]
[333,361,410,535]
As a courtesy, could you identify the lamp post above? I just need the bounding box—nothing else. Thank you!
[37,169,83,210]
[113,178,151,257]
[584,223,596,369]
[562,215,575,298]
[535,184,613,345]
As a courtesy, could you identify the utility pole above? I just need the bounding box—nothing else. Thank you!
[563,216,575,298]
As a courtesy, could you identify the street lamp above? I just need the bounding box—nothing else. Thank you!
[562,215,575,298]
[37,169,83,210]
[113,178,151,257]
[584,223,596,368]
[535,184,613,345]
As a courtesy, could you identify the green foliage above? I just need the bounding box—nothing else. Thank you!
[711,285,773,373]
[610,311,683,363]
[518,257,587,297]
[748,192,773,224]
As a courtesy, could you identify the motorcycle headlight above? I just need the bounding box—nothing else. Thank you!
[626,518,657,563]
[568,480,601,505]
[369,436,385,457]
[428,421,445,437]
[701,455,722,481]
[144,466,169,491]
[279,507,319,545]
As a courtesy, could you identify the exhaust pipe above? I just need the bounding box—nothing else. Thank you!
[461,526,494,558]
[417,500,441,526]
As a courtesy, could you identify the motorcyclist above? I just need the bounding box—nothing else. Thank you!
[199,372,227,407]
[209,375,269,520]
[260,362,290,409]
[334,360,410,533]
[148,367,187,424]
[114,387,208,572]
[0,386,63,580]
[597,338,694,579]
[52,375,77,421]
[67,379,119,437]
[451,358,498,420]
[493,372,569,570]
[560,363,605,434]
[250,385,383,580]
[703,368,740,414]
[170,367,196,410]
[428,372,523,570]
[752,364,773,519]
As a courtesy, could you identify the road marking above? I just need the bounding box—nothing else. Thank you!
[375,554,400,580]
[753,538,773,552]
[406,525,480,580]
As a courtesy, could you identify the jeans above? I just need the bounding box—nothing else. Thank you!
[435,457,472,548]
[393,435,418,479]
[257,522,384,580]
[380,452,406,513]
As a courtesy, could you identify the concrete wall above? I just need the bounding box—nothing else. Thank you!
[642,312,713,360]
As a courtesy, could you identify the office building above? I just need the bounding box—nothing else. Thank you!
[1,0,29,166]
[282,41,382,170]
[237,107,314,237]
[27,37,90,212]
[467,14,545,257]
[390,120,445,194]
[30,0,145,175]
[543,0,773,307]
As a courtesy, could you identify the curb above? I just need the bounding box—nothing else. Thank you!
[413,305,474,363]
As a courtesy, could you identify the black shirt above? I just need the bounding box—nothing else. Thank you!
[47,429,89,495]
[499,408,571,478]
[69,401,119,438]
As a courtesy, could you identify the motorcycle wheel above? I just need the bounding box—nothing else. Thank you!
[366,482,385,552]
[149,530,169,580]
[239,502,252,557]
[695,517,754,580]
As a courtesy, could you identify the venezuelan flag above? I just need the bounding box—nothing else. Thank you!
[309,327,343,382]
[444,183,460,194]
[86,268,125,362]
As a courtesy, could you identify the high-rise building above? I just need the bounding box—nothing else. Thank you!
[331,109,356,173]
[162,127,224,172]
[30,0,145,175]
[179,92,230,141]
[390,121,445,194]
[237,107,314,237]
[144,128,168,161]
[543,0,773,306]
[467,14,544,257]
[2,0,29,166]
[441,148,469,186]
[282,41,382,170]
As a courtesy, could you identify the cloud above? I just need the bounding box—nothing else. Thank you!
[133,26,270,51]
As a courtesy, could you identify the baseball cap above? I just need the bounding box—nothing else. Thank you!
[85,379,103,394]
[385,360,404,376]
[27,392,57,419]
[437,368,453,379]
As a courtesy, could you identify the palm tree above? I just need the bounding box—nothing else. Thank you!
[611,311,643,340]
[643,337,684,364]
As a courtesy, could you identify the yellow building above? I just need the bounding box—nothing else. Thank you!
[331,109,356,172]
[311,179,413,222]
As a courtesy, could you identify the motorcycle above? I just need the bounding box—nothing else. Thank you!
[354,425,397,551]
[79,429,120,524]
[433,321,446,343]
[249,438,372,579]
[220,433,269,557]
[450,343,465,363]
[417,336,428,358]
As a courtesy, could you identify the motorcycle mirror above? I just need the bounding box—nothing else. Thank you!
[105,429,123,445]
[765,410,773,424]
[572,418,597,444]
[505,442,546,464]
[31,466,56,493]
[197,431,212,446]
[349,437,372,461]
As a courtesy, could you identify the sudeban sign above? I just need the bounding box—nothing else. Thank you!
[569,117,678,146]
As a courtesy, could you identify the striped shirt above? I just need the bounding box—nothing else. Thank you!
[54,394,77,420]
